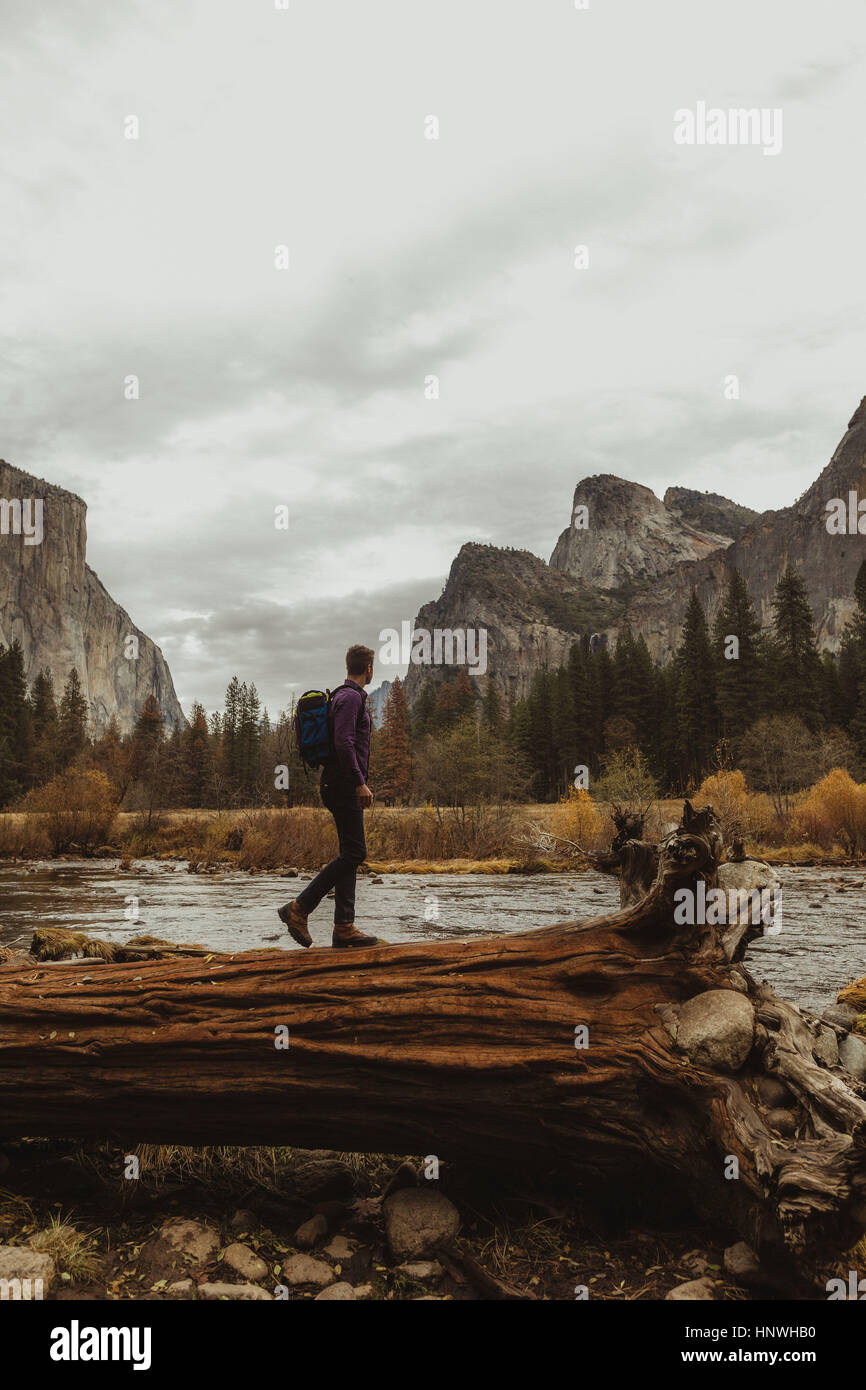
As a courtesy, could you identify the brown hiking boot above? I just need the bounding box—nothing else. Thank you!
[332,923,378,948]
[278,901,312,948]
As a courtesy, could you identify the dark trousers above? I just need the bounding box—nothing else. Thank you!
[295,784,366,925]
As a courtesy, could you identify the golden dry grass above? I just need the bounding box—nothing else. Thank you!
[2,792,864,869]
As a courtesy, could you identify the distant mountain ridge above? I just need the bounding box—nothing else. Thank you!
[367,679,392,727]
[404,397,866,707]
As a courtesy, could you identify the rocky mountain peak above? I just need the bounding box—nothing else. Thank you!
[549,474,744,592]
[0,458,185,734]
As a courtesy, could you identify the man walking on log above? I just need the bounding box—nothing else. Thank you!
[279,645,379,949]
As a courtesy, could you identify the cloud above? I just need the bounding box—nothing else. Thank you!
[2,0,866,716]
[775,55,863,102]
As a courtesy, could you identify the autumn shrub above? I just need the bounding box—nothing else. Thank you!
[593,747,657,821]
[690,769,796,849]
[741,791,779,843]
[790,768,866,854]
[693,769,753,845]
[20,768,119,854]
[547,788,604,854]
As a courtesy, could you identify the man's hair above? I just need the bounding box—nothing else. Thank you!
[346,644,375,676]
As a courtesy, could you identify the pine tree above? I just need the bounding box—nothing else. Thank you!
[653,661,680,790]
[821,651,846,728]
[0,641,32,803]
[769,564,823,729]
[377,677,413,803]
[846,560,866,760]
[506,696,533,776]
[629,634,659,752]
[162,725,184,808]
[237,682,262,800]
[838,630,862,724]
[57,667,88,767]
[552,666,577,792]
[568,639,597,774]
[181,702,211,807]
[674,591,719,788]
[434,680,458,733]
[29,667,59,784]
[613,628,642,731]
[481,680,505,734]
[527,666,557,800]
[222,676,242,787]
[129,694,164,783]
[589,644,613,770]
[411,684,437,740]
[712,569,766,738]
[453,669,477,721]
[91,715,130,798]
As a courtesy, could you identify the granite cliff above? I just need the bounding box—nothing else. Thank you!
[404,397,866,707]
[613,398,866,660]
[403,544,620,708]
[0,460,185,734]
[549,474,753,590]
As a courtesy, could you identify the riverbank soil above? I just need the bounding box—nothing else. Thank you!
[1,1140,861,1301]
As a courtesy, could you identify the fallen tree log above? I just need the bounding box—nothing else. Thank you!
[0,801,864,1270]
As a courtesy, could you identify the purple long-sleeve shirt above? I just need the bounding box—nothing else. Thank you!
[324,680,371,790]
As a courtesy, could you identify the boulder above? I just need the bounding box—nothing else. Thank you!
[229,1209,257,1234]
[665,1277,715,1300]
[0,1244,55,1295]
[717,860,782,958]
[674,990,755,1073]
[822,1004,858,1031]
[138,1218,220,1281]
[290,1159,354,1203]
[198,1281,272,1301]
[383,1188,460,1261]
[382,1160,420,1199]
[724,1241,762,1286]
[323,1235,354,1261]
[167,1278,195,1298]
[223,1242,268,1283]
[396,1260,445,1284]
[281,1254,335,1288]
[314,1281,356,1300]
[295,1213,328,1250]
[839,1032,866,1081]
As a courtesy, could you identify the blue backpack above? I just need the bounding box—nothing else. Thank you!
[293,689,332,771]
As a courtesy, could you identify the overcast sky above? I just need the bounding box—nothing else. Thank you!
[2,0,865,717]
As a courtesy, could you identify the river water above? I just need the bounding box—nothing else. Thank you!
[0,860,864,1014]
